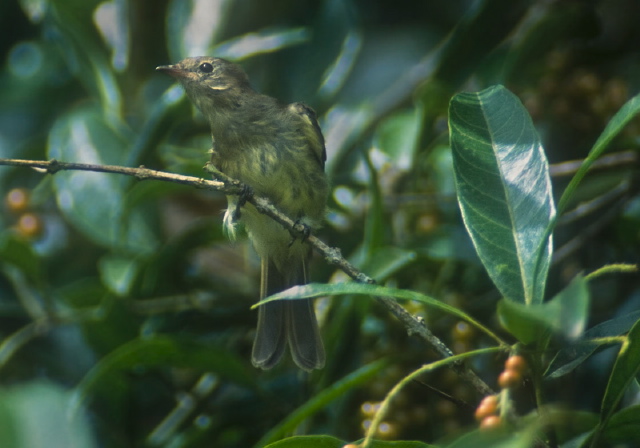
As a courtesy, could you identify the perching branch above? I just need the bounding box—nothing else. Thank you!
[0,157,495,396]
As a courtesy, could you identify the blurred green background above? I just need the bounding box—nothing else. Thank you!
[1,0,639,447]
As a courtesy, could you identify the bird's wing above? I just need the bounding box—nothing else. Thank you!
[288,102,326,170]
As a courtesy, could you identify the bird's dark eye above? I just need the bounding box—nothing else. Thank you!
[199,62,213,73]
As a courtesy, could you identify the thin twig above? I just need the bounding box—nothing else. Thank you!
[0,157,494,396]
[556,179,630,226]
[549,150,638,177]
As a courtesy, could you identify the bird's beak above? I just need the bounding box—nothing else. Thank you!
[156,64,192,80]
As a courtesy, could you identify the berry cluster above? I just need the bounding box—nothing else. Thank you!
[5,188,42,239]
[475,355,528,430]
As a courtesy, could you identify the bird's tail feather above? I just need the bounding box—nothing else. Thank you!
[251,255,325,371]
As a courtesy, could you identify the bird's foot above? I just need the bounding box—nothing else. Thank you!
[288,219,312,247]
[203,160,225,180]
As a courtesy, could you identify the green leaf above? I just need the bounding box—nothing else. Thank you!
[255,282,503,344]
[127,84,191,167]
[557,91,640,215]
[431,0,530,87]
[600,318,640,425]
[376,107,422,171]
[360,441,435,448]
[166,0,224,61]
[255,360,388,447]
[445,427,537,448]
[449,85,555,304]
[533,408,598,446]
[546,310,640,379]
[0,382,96,448]
[54,280,139,356]
[47,104,158,254]
[545,340,605,380]
[98,254,139,296]
[502,3,597,85]
[0,233,43,284]
[602,404,640,444]
[497,299,550,345]
[214,27,311,61]
[318,30,362,100]
[264,435,344,448]
[362,149,387,255]
[324,106,374,175]
[548,274,590,339]
[133,217,223,296]
[365,247,417,282]
[47,0,122,115]
[498,275,589,345]
[73,336,255,413]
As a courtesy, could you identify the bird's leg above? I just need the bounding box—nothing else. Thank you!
[204,162,227,182]
[232,184,253,222]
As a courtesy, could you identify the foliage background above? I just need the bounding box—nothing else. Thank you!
[1,0,639,447]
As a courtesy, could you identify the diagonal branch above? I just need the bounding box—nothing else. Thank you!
[0,157,495,396]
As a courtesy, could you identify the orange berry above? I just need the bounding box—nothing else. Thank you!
[479,395,499,409]
[16,213,42,238]
[498,369,522,389]
[474,395,499,421]
[505,355,527,374]
[480,415,502,431]
[6,188,30,212]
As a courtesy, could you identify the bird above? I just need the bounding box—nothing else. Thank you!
[157,56,327,371]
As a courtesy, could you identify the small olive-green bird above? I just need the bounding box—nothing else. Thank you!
[157,57,327,371]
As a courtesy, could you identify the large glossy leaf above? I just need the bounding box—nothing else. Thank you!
[449,85,555,304]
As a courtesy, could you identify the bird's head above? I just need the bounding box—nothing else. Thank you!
[157,57,251,107]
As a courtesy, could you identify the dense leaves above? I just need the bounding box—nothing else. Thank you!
[1,1,640,448]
